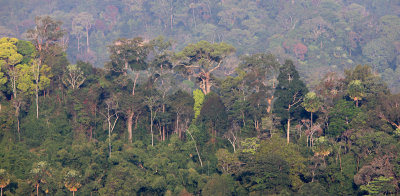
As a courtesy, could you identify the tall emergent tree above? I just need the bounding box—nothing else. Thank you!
[240,53,280,134]
[240,53,280,113]
[106,37,152,143]
[26,16,64,118]
[175,40,235,95]
[73,12,94,53]
[100,97,120,157]
[273,60,308,143]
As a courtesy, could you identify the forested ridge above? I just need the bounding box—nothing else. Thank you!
[0,0,399,90]
[0,1,400,196]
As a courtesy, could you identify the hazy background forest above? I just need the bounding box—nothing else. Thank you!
[0,0,400,90]
[0,0,400,196]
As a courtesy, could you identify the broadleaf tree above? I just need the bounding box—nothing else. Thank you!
[175,40,235,95]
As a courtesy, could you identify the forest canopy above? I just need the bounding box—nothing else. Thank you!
[0,0,399,195]
[0,0,399,90]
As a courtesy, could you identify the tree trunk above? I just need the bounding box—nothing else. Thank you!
[187,128,203,167]
[127,110,134,143]
[108,117,112,157]
[254,119,260,136]
[124,58,128,76]
[35,59,40,119]
[12,68,16,99]
[89,126,93,141]
[311,134,314,147]
[192,6,197,29]
[205,74,211,94]
[134,112,140,129]
[17,116,20,141]
[199,80,207,95]
[162,126,166,141]
[36,184,39,196]
[86,25,90,52]
[36,88,39,119]
[77,35,80,52]
[170,6,173,31]
[339,149,342,172]
[1,187,3,196]
[267,96,273,113]
[132,73,139,96]
[151,110,154,146]
[176,113,180,138]
[162,104,166,141]
[287,118,291,144]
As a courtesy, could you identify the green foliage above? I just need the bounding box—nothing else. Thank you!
[326,153,358,195]
[347,80,364,104]
[64,169,81,193]
[201,174,235,196]
[175,41,235,69]
[2,8,400,194]
[302,92,322,113]
[107,37,152,76]
[240,137,260,155]
[297,183,329,196]
[193,89,204,120]
[0,37,23,67]
[199,92,228,136]
[63,64,86,89]
[327,99,361,137]
[16,40,36,64]
[0,72,7,87]
[273,60,308,124]
[30,161,53,194]
[216,149,240,174]
[175,40,235,94]
[257,137,307,190]
[360,176,396,195]
[0,169,11,190]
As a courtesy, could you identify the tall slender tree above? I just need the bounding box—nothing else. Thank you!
[302,92,322,127]
[73,12,94,53]
[273,60,308,144]
[26,16,64,118]
[106,37,152,143]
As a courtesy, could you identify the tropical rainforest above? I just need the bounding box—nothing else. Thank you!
[0,0,399,195]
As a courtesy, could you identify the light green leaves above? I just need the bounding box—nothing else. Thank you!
[302,92,322,113]
[0,72,7,86]
[0,37,23,67]
[348,80,364,102]
[360,176,396,195]
[193,89,205,120]
[16,64,35,94]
